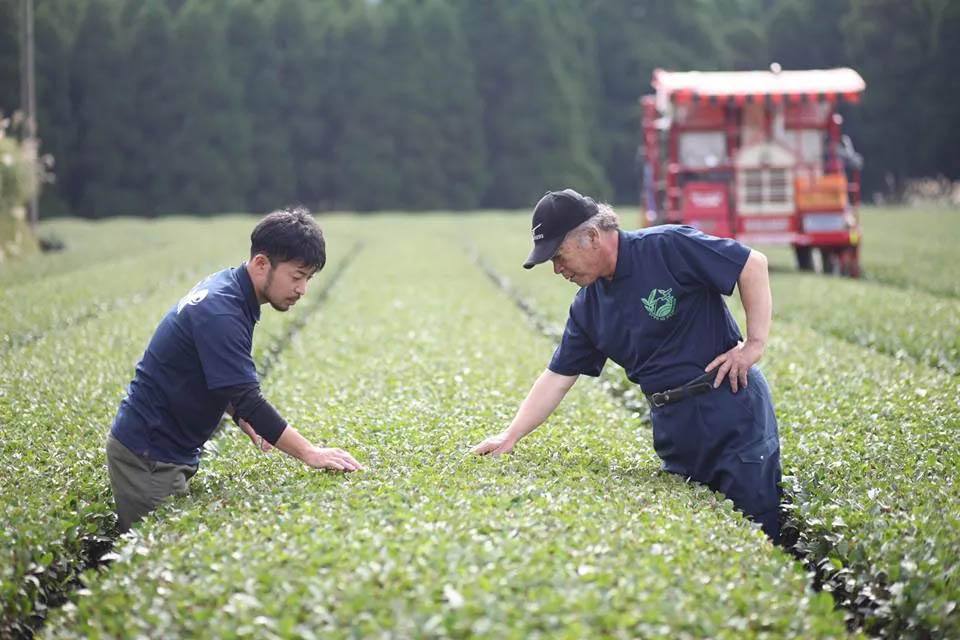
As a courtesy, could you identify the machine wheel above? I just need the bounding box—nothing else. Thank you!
[817,247,860,278]
[819,248,842,276]
[839,246,861,278]
[794,246,814,271]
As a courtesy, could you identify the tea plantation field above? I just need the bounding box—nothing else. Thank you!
[1,207,957,639]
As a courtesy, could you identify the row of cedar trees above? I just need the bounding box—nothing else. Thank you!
[0,0,957,217]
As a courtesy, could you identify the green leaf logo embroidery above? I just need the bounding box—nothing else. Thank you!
[643,288,677,320]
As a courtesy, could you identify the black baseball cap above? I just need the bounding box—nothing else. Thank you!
[523,189,599,269]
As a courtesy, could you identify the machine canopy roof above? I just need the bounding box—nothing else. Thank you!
[653,67,865,110]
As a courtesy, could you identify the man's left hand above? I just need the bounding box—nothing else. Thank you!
[705,339,765,393]
[238,418,273,452]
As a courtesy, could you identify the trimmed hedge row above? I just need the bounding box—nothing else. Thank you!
[43,220,849,638]
[858,208,960,298]
[0,216,224,289]
[0,224,249,351]
[735,310,960,638]
[770,273,960,375]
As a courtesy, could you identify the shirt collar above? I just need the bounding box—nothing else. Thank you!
[612,229,633,280]
[236,263,261,323]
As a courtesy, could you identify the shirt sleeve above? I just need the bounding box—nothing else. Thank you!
[216,383,288,445]
[548,308,606,377]
[192,311,259,389]
[662,226,751,295]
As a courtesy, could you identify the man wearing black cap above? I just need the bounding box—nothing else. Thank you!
[472,189,783,543]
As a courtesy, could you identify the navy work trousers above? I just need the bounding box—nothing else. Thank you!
[649,366,783,543]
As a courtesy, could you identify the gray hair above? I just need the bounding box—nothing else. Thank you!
[569,202,619,244]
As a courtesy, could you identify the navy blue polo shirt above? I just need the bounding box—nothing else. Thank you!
[111,264,261,465]
[548,226,750,393]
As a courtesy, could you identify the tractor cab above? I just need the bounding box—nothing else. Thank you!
[640,66,865,276]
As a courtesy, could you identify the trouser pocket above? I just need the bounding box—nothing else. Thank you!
[707,435,783,540]
[727,435,782,513]
[150,460,198,498]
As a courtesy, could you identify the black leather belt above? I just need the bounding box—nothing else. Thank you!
[645,372,715,408]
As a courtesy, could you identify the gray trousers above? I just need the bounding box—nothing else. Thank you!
[106,433,198,532]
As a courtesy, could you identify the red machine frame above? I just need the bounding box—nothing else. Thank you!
[641,67,866,276]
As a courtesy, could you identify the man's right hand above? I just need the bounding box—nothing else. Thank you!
[471,369,577,457]
[273,424,364,472]
[304,447,363,472]
[471,432,517,456]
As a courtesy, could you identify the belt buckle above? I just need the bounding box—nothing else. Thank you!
[651,392,669,408]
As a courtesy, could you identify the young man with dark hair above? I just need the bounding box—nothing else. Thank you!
[106,207,362,532]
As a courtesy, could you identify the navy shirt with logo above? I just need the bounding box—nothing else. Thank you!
[548,226,750,393]
[111,265,261,465]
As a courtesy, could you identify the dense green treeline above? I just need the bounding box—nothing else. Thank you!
[0,0,956,216]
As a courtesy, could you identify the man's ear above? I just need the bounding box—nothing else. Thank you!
[250,253,271,270]
[579,228,599,248]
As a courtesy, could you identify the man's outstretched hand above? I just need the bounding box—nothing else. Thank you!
[304,447,363,472]
[236,419,360,472]
[471,432,516,456]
